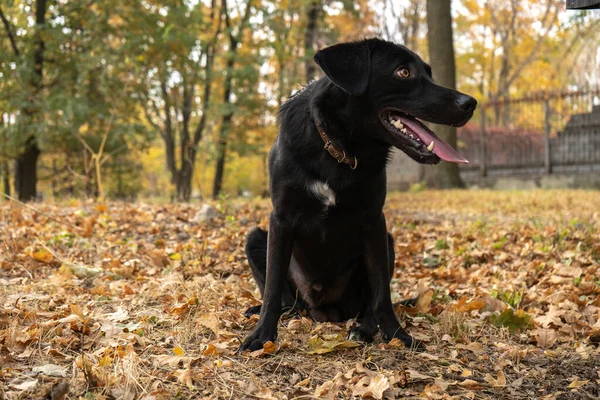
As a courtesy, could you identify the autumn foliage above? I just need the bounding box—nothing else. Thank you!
[1,190,599,399]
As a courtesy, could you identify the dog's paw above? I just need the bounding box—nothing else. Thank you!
[237,327,276,354]
[244,304,262,318]
[346,327,375,343]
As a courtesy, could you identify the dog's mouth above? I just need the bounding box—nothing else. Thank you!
[379,109,469,164]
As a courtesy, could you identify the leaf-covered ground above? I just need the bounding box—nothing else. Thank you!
[1,190,599,400]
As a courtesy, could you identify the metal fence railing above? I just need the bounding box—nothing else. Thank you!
[458,87,600,176]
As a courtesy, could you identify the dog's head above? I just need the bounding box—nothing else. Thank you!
[314,39,476,165]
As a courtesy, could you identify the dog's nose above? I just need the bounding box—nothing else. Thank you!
[456,95,477,113]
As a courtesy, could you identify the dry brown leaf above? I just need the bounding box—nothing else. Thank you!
[202,342,231,357]
[11,380,38,391]
[484,370,507,387]
[247,341,278,357]
[531,328,557,349]
[454,296,486,312]
[554,264,583,278]
[173,368,195,389]
[351,374,390,400]
[152,354,198,368]
[416,289,434,313]
[535,306,565,328]
[32,364,67,377]
[314,380,338,398]
[459,379,482,389]
[567,379,589,389]
[254,388,279,400]
[406,369,435,381]
[456,342,485,355]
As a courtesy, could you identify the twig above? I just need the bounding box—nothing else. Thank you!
[442,372,489,384]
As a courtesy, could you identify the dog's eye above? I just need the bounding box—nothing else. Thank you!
[396,68,411,78]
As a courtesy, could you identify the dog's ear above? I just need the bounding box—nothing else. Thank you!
[314,42,371,96]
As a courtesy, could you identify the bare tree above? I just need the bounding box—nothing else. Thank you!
[212,0,253,199]
[1,0,47,201]
[423,0,464,188]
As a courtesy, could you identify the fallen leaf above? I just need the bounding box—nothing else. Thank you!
[152,354,198,368]
[534,306,565,328]
[30,250,54,263]
[11,379,39,391]
[351,374,390,400]
[484,370,506,387]
[567,379,589,389]
[531,328,557,349]
[406,369,435,381]
[307,333,360,354]
[254,387,279,400]
[248,341,278,357]
[456,342,485,355]
[489,309,533,332]
[33,364,67,377]
[459,379,482,389]
[173,368,195,389]
[454,296,486,312]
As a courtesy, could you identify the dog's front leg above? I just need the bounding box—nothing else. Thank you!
[238,212,295,352]
[363,213,422,350]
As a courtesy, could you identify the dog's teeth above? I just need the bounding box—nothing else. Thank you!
[393,120,403,129]
[427,141,435,151]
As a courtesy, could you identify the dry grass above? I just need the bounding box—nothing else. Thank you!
[1,190,599,399]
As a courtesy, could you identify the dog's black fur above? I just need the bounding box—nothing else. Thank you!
[239,39,476,352]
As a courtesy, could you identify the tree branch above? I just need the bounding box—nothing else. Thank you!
[0,5,20,56]
[506,1,558,87]
[193,0,223,145]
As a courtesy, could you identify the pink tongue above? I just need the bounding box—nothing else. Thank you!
[399,117,469,164]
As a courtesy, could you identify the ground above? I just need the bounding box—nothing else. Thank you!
[1,190,599,400]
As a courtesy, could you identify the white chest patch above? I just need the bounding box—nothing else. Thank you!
[309,181,336,207]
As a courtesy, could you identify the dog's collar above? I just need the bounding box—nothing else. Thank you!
[316,125,358,170]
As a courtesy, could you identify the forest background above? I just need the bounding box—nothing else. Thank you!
[1,0,599,202]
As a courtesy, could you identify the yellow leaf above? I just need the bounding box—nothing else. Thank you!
[173,346,185,356]
[30,250,53,263]
[295,377,311,388]
[307,333,360,354]
[568,379,589,389]
[70,304,84,317]
[454,296,486,312]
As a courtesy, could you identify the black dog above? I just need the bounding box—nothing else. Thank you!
[239,39,476,352]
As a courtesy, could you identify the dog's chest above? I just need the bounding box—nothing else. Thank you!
[308,181,336,209]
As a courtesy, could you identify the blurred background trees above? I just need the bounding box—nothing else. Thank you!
[1,0,599,201]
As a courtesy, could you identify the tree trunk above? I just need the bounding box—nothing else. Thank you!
[423,0,464,189]
[212,56,233,198]
[212,132,228,199]
[2,161,10,198]
[14,0,47,201]
[14,138,41,201]
[304,1,320,81]
[212,0,252,199]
